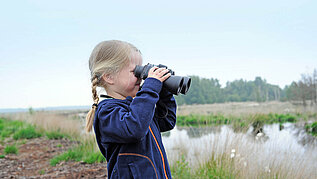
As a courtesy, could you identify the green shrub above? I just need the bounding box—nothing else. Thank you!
[4,144,18,155]
[13,125,42,140]
[0,154,5,158]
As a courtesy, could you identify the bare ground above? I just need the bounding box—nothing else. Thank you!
[0,137,107,179]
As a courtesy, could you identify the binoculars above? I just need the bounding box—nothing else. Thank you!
[134,63,191,95]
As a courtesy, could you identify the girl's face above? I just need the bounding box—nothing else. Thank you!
[112,51,143,98]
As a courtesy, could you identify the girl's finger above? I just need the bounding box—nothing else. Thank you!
[154,67,166,73]
[161,72,171,81]
[157,68,169,75]
[160,69,168,74]
[149,66,159,73]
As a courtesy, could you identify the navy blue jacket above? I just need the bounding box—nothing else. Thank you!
[93,78,177,179]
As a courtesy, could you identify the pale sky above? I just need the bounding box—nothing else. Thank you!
[0,0,316,108]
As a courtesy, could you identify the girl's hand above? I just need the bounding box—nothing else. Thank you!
[148,66,171,82]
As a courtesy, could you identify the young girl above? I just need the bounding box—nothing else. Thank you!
[85,40,177,179]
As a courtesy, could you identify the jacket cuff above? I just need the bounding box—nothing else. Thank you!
[142,78,162,94]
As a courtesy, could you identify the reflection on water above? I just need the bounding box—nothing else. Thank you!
[163,123,317,148]
[162,126,222,138]
[162,123,317,177]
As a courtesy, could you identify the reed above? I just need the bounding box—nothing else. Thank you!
[167,126,317,179]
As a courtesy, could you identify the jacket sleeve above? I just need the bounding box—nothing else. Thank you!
[97,78,162,143]
[154,87,177,132]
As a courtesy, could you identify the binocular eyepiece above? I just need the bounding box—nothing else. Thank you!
[134,63,191,95]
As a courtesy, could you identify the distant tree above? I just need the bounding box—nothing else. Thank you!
[28,107,34,115]
[282,68,317,106]
[175,69,316,106]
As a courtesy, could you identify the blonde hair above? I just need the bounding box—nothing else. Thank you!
[85,40,141,132]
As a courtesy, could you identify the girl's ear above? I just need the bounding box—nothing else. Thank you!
[102,74,114,85]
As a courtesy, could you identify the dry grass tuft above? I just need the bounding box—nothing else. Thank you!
[3,111,86,139]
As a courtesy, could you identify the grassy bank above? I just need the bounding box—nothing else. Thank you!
[176,113,317,134]
[177,113,314,126]
[0,116,105,165]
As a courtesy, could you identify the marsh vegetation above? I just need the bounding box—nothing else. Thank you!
[1,101,316,178]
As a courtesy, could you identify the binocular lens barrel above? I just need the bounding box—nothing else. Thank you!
[181,77,191,94]
[134,64,191,95]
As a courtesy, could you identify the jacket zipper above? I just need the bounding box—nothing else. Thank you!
[149,126,168,179]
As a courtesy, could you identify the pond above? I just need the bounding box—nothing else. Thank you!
[162,123,317,177]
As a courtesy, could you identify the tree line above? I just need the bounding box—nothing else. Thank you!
[175,69,317,106]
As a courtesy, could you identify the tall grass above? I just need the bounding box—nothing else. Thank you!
[5,112,82,140]
[166,125,317,179]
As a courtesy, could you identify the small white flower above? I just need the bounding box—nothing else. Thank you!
[231,149,236,153]
[243,162,247,167]
[230,153,235,158]
[265,166,271,173]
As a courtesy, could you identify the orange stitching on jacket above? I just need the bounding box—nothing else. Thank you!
[119,153,158,179]
[149,126,168,179]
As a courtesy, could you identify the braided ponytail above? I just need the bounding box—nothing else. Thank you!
[86,40,141,133]
[85,76,99,132]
